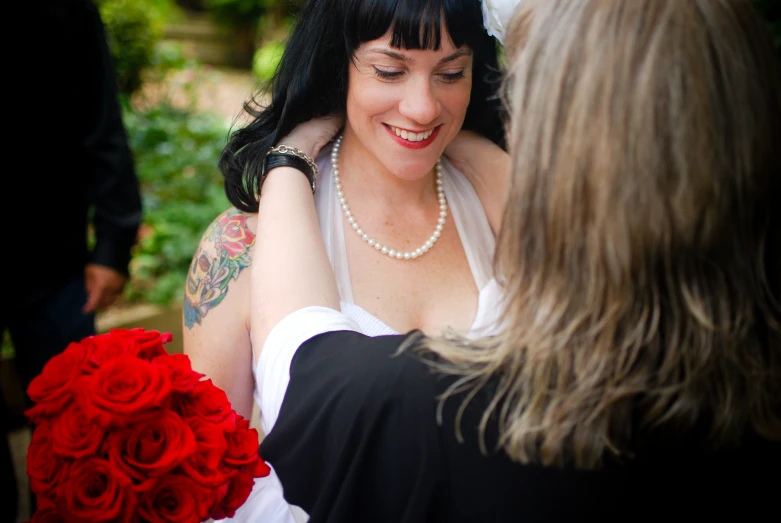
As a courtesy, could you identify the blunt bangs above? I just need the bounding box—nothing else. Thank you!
[345,0,486,52]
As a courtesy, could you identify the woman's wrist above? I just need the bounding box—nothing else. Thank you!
[275,135,321,159]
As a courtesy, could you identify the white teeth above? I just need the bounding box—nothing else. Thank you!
[390,126,434,142]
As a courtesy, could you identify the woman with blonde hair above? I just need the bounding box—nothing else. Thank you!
[250,0,781,520]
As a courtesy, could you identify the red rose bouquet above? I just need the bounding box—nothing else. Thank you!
[24,328,271,523]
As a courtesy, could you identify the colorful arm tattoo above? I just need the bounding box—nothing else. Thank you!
[183,209,255,329]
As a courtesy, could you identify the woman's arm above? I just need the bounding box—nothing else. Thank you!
[251,116,344,351]
[445,130,510,233]
[182,208,256,419]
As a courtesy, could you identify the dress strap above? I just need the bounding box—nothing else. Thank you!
[314,143,354,303]
[440,157,497,290]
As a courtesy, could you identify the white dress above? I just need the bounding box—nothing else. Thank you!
[226,144,502,523]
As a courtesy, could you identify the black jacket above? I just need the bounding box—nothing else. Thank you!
[263,331,781,523]
[10,0,142,300]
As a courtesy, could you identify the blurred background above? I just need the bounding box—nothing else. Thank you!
[2,1,779,521]
[2,0,306,395]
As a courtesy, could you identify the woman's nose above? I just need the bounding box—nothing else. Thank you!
[398,78,440,125]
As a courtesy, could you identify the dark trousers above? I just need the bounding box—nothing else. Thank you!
[1,275,95,520]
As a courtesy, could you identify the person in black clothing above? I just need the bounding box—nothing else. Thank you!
[251,0,781,521]
[2,1,142,519]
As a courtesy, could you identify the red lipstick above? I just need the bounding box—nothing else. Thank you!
[384,124,441,150]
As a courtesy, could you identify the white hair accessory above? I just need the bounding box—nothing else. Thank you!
[481,0,522,44]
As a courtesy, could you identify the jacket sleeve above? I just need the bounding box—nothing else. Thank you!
[260,331,443,523]
[83,0,142,275]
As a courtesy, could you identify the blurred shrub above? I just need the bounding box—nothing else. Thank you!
[123,47,231,305]
[252,39,285,83]
[205,0,268,28]
[96,0,169,95]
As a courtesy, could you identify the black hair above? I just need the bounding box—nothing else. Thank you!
[220,0,506,212]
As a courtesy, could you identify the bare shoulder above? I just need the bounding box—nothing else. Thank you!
[183,207,258,329]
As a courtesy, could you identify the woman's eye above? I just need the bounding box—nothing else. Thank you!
[374,67,403,80]
[439,70,466,83]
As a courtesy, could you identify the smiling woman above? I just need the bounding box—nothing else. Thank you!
[182,1,508,522]
[345,34,473,175]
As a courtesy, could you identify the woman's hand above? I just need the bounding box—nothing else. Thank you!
[278,114,345,159]
[445,130,510,234]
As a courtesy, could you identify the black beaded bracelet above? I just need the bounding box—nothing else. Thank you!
[261,153,317,194]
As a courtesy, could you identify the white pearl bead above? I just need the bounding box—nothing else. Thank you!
[433,230,441,238]
[340,197,346,204]
[403,252,411,260]
[381,247,388,254]
[395,252,403,259]
[352,222,359,230]
[436,224,443,232]
[375,243,382,250]
[348,216,355,224]
[422,244,430,252]
[439,212,447,219]
[388,249,396,257]
[411,251,419,259]
[345,210,352,218]
[415,248,422,256]
[341,204,349,211]
[368,239,375,246]
[356,228,363,235]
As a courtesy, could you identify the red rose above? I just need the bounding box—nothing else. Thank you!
[218,213,255,258]
[153,353,203,393]
[23,329,265,521]
[180,416,233,487]
[25,344,86,421]
[50,399,105,459]
[82,355,172,428]
[27,423,71,497]
[137,473,214,523]
[35,495,57,510]
[81,333,138,372]
[108,409,197,485]
[59,458,135,523]
[28,507,66,523]
[179,379,236,432]
[123,328,172,360]
[222,416,261,467]
[210,468,257,519]
[253,455,272,478]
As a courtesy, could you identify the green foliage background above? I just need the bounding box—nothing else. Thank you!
[93,0,232,306]
[122,81,231,305]
[96,0,168,95]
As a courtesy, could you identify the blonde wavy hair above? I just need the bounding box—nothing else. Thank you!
[424,0,781,468]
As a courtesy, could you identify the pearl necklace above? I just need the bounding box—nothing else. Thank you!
[330,135,448,261]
